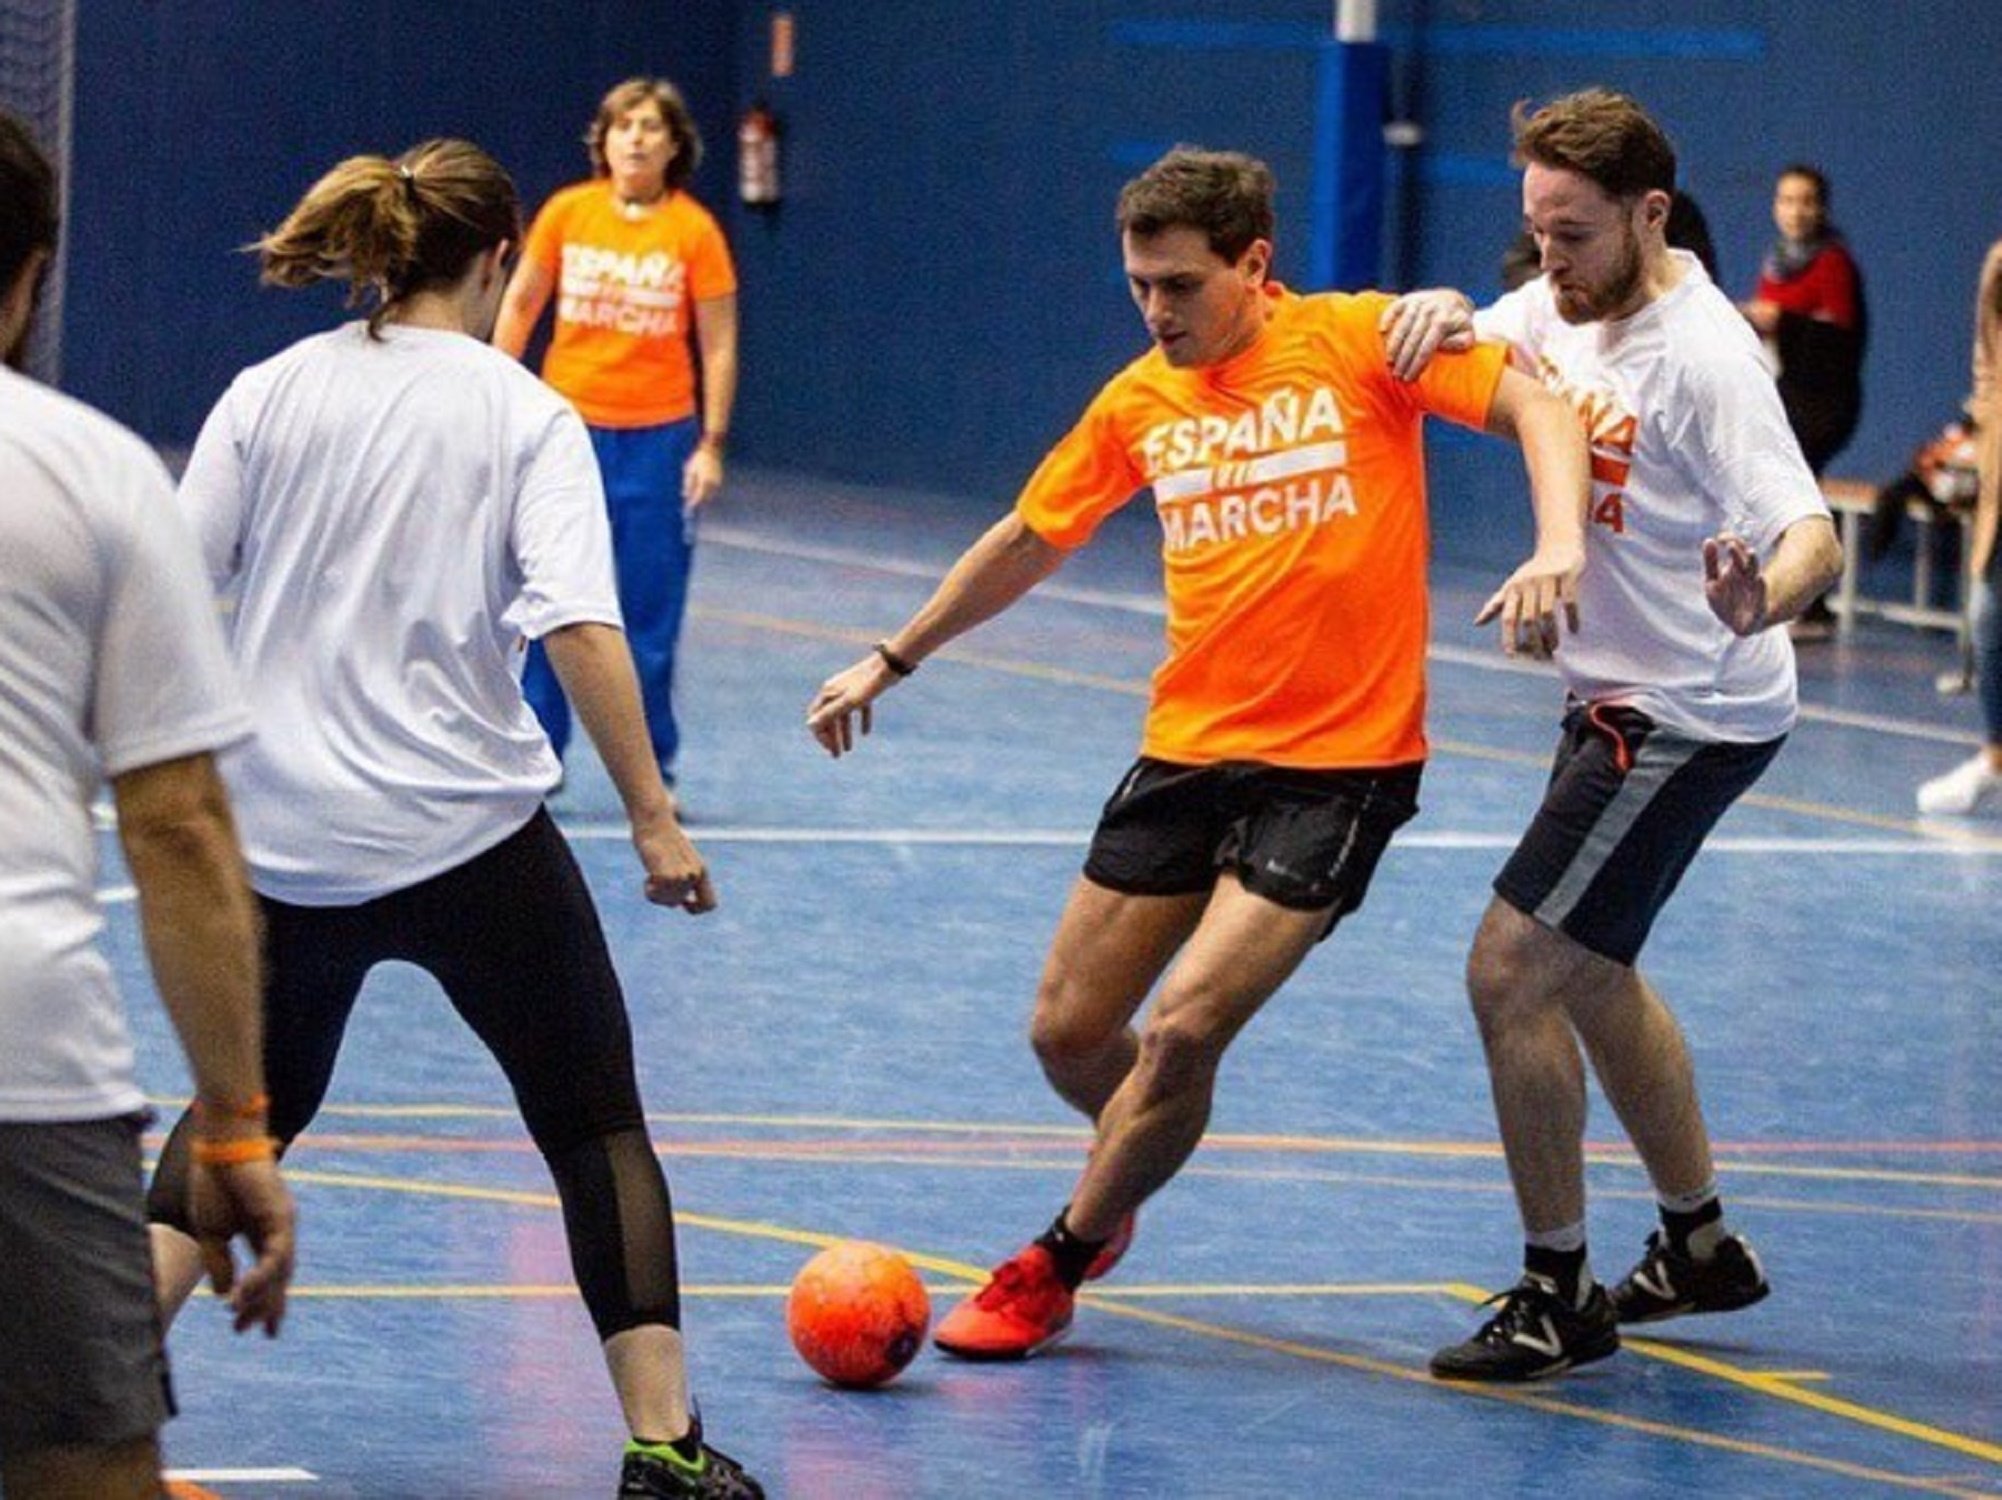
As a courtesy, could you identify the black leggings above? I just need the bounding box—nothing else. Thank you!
[148,807,680,1338]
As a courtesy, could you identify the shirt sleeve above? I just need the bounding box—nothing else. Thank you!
[1409,337,1507,431]
[1013,387,1145,551]
[522,190,570,275]
[686,208,739,301]
[1668,349,1830,551]
[176,385,250,591]
[509,405,623,639]
[96,447,252,776]
[1349,290,1506,429]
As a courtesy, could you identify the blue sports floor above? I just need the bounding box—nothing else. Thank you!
[108,468,2000,1498]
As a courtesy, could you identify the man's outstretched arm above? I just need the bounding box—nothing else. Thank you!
[806,512,1066,757]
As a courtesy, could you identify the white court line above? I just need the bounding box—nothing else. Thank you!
[165,1469,317,1483]
[706,527,1981,746]
[557,824,2002,856]
[95,827,2000,906]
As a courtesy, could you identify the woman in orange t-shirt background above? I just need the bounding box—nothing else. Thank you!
[496,77,740,792]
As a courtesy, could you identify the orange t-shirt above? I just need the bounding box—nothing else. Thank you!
[523,182,738,428]
[1017,284,1505,769]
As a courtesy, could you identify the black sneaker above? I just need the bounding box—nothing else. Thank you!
[617,1416,763,1499]
[1430,1274,1620,1382]
[1610,1229,1769,1325]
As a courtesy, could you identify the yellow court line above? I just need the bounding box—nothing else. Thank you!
[1627,1336,2002,1468]
[233,1106,2002,1194]
[1089,1296,1996,1499]
[281,1166,1998,1489]
[258,1279,1461,1302]
[1438,1284,2002,1472]
[248,1103,2002,1160]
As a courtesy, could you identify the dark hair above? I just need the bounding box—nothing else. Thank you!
[1666,191,1720,279]
[1116,147,1275,262]
[0,110,58,296]
[257,138,521,337]
[1510,88,1677,202]
[1776,163,1830,206]
[587,77,702,192]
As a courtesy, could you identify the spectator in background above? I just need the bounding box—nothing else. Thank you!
[0,109,294,1500]
[1743,164,1866,639]
[1916,238,2002,816]
[495,78,739,798]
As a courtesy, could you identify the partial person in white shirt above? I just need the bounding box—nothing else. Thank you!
[1379,88,1841,1382]
[0,109,294,1500]
[1915,237,2002,817]
[138,138,760,1500]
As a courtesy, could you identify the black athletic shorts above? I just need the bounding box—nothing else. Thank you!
[1494,702,1783,966]
[1083,756,1422,928]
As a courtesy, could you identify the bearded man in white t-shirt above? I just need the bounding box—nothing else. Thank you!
[0,111,296,1500]
[1380,87,1843,1381]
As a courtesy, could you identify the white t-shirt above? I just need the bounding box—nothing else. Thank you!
[179,322,620,905]
[1475,253,1830,741]
[0,369,252,1121]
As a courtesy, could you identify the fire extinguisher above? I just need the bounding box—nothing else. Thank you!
[739,101,780,208]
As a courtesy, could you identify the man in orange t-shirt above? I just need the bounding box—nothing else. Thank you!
[806,147,1590,1361]
[495,77,739,792]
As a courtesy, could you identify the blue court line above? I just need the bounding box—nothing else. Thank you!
[1109,19,1765,61]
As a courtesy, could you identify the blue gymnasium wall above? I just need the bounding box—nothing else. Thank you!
[61,4,2002,567]
[63,1,735,447]
[713,1,2002,562]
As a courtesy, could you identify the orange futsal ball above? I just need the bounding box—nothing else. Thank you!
[786,1241,931,1388]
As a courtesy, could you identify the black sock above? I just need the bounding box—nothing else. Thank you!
[1524,1243,1589,1308]
[1036,1208,1107,1290]
[1661,1196,1723,1260]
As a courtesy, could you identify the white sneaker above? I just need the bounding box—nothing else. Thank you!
[1916,753,2002,815]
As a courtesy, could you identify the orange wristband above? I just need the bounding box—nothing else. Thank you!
[192,1092,270,1122]
[192,1136,278,1167]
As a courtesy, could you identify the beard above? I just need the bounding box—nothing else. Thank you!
[1554,223,1645,324]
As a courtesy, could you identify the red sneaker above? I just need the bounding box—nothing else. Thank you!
[933,1244,1075,1360]
[1083,1210,1137,1281]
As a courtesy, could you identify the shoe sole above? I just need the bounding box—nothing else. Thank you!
[1615,1280,1769,1326]
[933,1321,1073,1362]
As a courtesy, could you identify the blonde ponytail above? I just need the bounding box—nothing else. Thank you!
[255,140,520,336]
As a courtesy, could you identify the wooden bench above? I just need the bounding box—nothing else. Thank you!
[1821,477,1974,640]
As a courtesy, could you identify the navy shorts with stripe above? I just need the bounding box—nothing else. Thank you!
[1494,702,1783,966]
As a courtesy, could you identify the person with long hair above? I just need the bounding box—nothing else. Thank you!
[496,78,739,797]
[1916,238,2002,815]
[141,138,760,1499]
[1743,163,1867,638]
